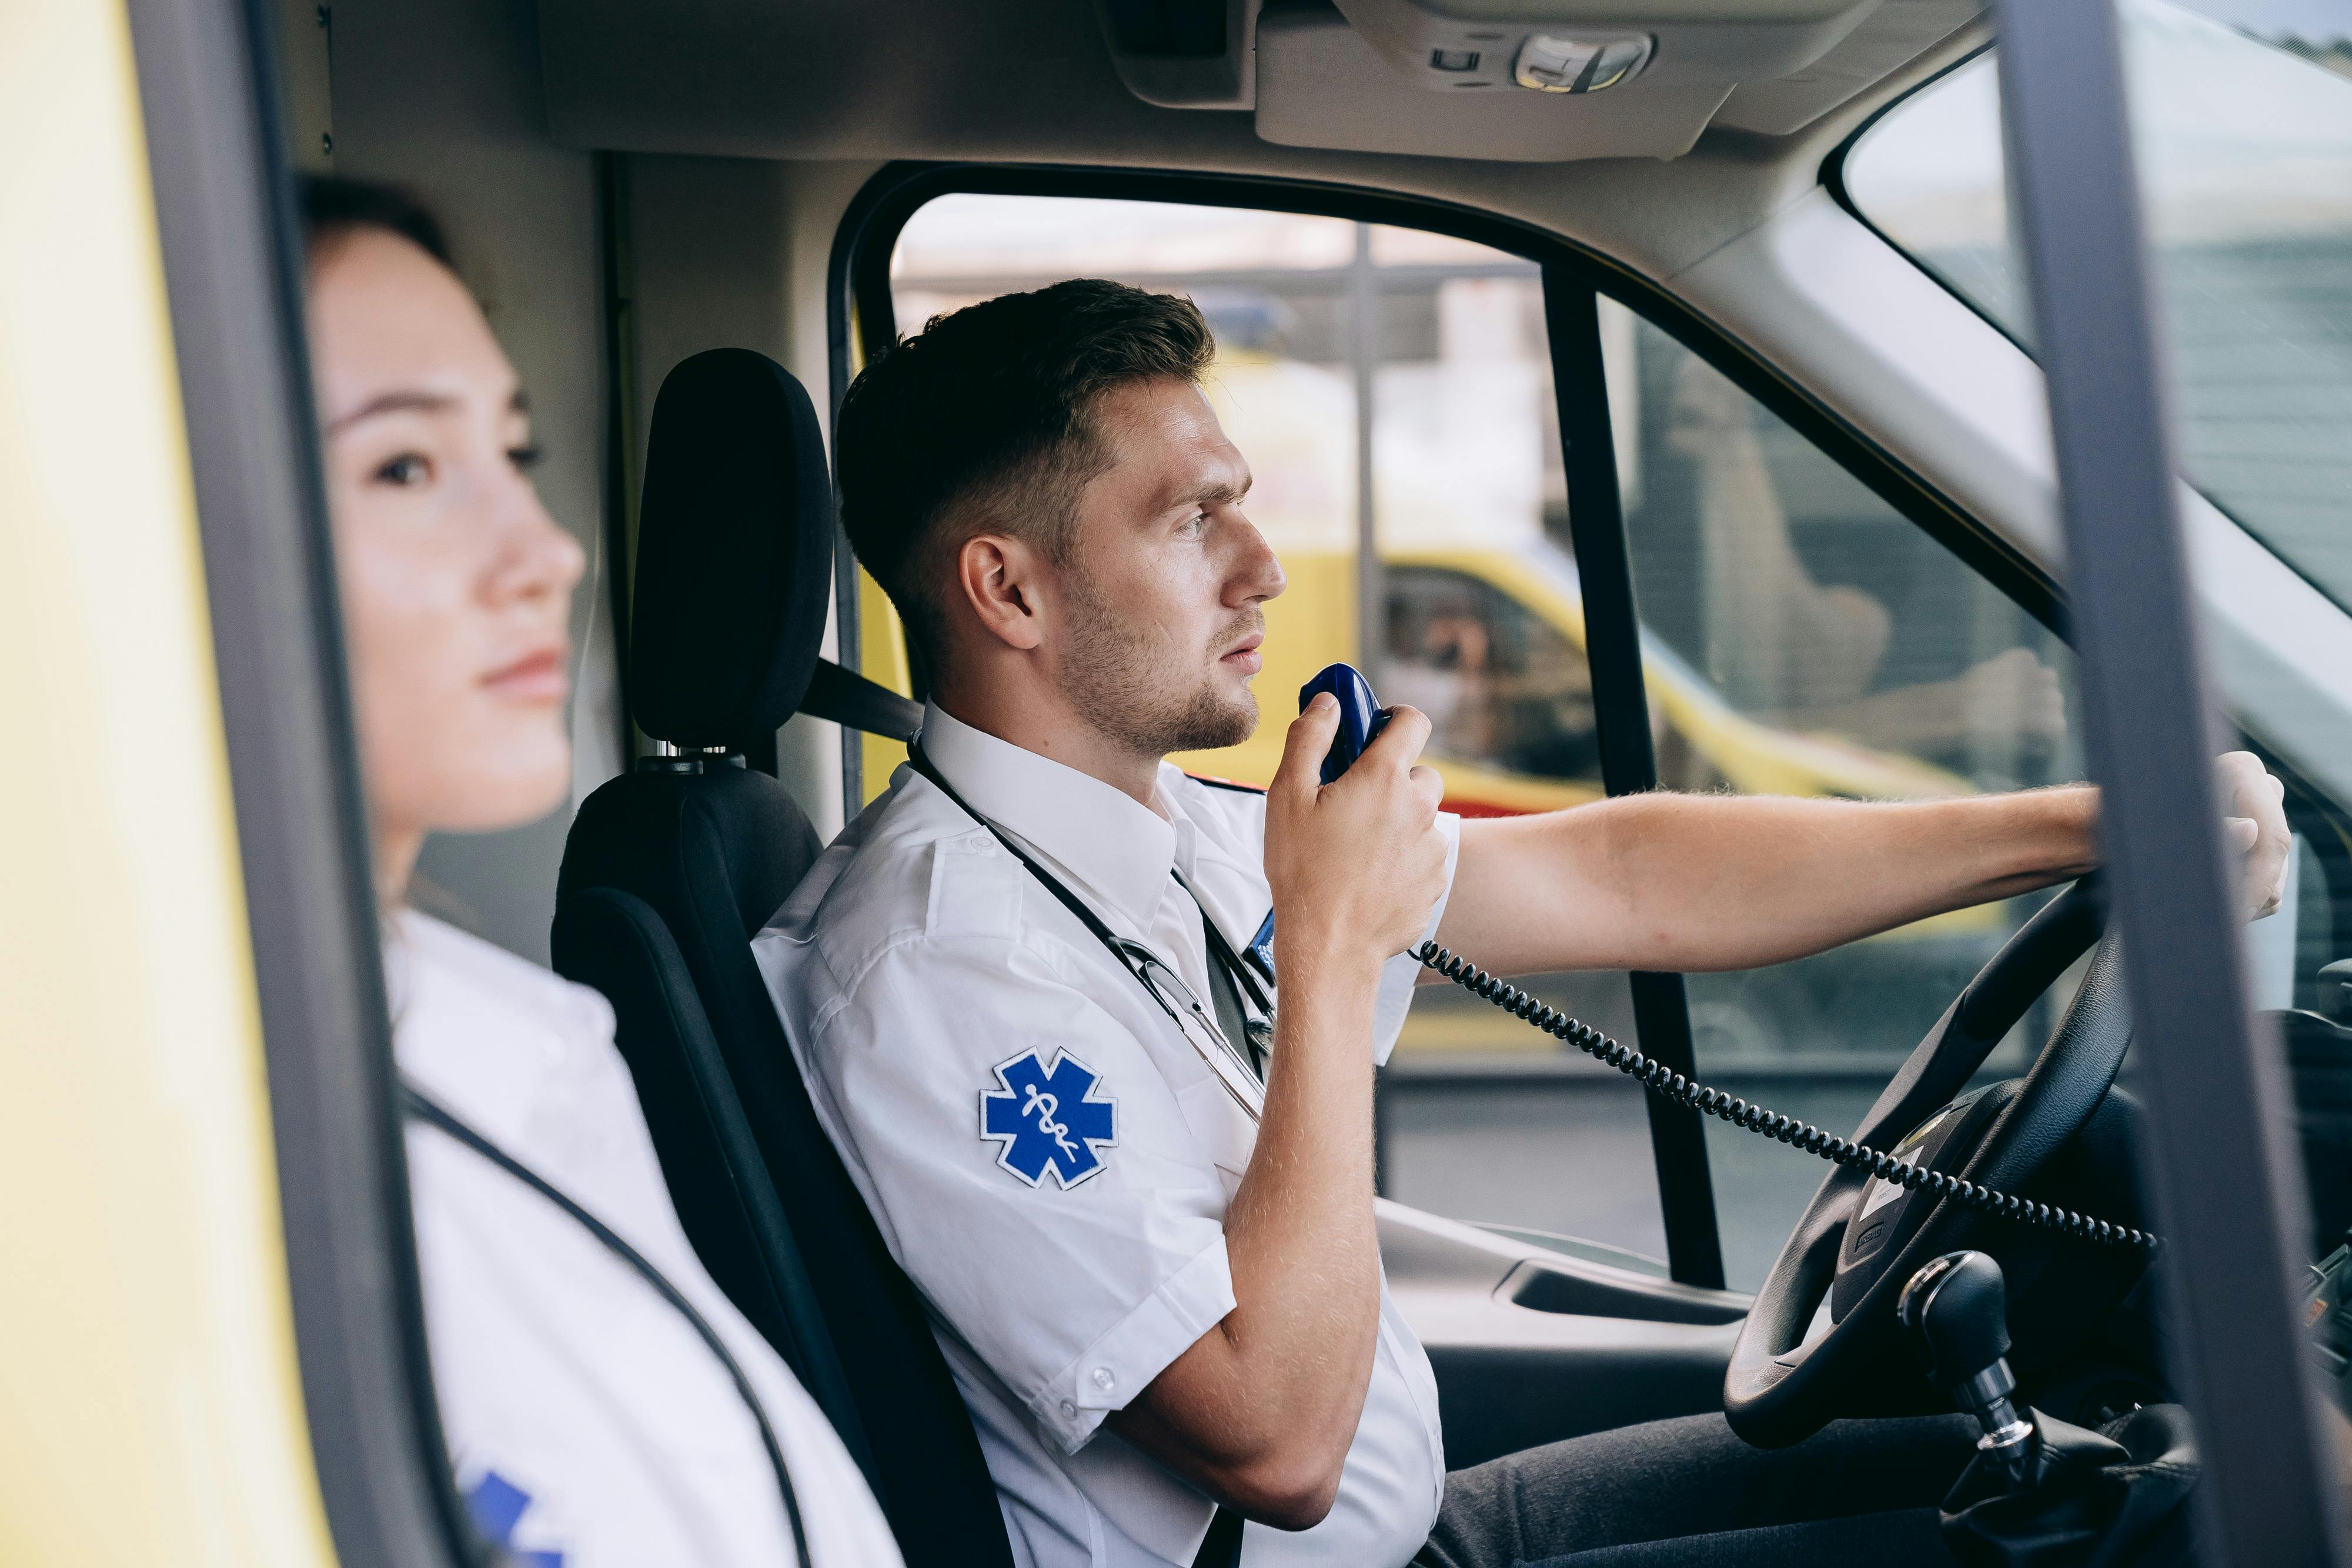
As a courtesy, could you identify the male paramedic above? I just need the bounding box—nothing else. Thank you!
[754,280,2289,1568]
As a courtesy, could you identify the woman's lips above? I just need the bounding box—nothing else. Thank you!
[482,647,569,703]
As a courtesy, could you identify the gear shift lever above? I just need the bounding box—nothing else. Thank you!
[1900,1250,2038,1487]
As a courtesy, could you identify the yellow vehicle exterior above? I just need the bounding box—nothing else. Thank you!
[0,3,337,1563]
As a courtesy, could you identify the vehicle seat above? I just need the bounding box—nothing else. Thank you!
[552,348,1012,1568]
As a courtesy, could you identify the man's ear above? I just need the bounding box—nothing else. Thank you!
[954,532,1047,653]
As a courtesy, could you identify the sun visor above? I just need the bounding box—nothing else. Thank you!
[1256,0,1736,161]
[1094,0,1262,107]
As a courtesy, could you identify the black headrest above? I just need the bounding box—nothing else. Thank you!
[631,349,834,749]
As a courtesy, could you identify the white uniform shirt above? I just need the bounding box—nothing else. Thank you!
[390,910,904,1568]
[753,706,1459,1568]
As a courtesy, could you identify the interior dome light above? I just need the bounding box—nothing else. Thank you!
[1514,34,1652,93]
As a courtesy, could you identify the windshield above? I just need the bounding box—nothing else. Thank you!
[1842,1,2352,606]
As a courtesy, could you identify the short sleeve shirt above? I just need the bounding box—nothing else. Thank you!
[390,911,903,1568]
[753,706,1459,1568]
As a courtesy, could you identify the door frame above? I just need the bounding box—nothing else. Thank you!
[123,0,475,1562]
[1992,1,2346,1559]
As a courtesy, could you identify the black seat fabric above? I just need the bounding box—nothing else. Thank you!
[630,349,834,751]
[554,350,1013,1567]
[550,882,861,1432]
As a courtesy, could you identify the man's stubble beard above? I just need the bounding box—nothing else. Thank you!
[1058,572,1261,760]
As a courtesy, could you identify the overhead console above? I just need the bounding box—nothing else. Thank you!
[1255,1,1734,160]
[1329,0,1875,93]
[1094,0,1984,160]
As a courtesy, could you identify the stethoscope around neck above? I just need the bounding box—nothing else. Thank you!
[1115,939,1268,1114]
[906,739,1274,1121]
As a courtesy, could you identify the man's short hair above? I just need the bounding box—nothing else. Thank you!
[836,278,1216,677]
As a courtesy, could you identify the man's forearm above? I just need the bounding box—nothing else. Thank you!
[1441,786,2100,978]
[1106,943,1382,1526]
[1220,940,1382,1464]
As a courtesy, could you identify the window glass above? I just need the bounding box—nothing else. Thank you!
[1844,3,2352,608]
[1386,566,1599,784]
[888,195,1666,1263]
[1609,300,2087,1289]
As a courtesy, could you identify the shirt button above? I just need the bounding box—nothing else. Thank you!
[1060,1399,1078,1419]
[1091,1366,1116,1392]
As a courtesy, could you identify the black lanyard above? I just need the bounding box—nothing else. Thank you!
[907,743,1272,1076]
[402,1082,812,1568]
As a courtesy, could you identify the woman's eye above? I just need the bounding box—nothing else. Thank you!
[374,453,432,487]
[508,443,545,473]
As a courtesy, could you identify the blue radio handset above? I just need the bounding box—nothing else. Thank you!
[1299,663,1392,785]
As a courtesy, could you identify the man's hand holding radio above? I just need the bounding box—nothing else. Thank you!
[1266,692,1451,978]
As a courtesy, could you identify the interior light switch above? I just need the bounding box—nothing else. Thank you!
[1430,48,1479,72]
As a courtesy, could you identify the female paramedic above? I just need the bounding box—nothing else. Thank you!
[301,176,901,1568]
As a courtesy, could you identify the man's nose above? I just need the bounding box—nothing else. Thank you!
[1225,514,1287,606]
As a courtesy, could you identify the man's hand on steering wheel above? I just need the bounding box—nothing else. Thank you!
[1725,754,2286,1447]
[2217,750,2291,919]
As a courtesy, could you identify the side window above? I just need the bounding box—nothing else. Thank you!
[885,195,1671,1269]
[1605,301,2087,1288]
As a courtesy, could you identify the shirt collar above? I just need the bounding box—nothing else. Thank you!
[916,702,1181,935]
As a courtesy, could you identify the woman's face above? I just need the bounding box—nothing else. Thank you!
[307,228,584,882]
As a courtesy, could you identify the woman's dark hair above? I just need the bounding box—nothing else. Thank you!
[835,278,1217,677]
[296,174,452,266]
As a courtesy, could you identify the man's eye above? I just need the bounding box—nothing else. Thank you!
[1181,511,1210,537]
[509,443,545,473]
[375,453,432,486]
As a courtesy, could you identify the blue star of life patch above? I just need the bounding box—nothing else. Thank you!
[981,1048,1118,1188]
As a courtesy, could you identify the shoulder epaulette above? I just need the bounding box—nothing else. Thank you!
[1182,772,1268,797]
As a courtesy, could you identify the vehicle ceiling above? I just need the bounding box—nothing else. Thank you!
[539,0,1990,284]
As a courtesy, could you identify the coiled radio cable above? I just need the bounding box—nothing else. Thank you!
[1416,942,2159,1251]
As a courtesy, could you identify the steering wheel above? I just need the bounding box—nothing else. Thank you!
[1723,878,2139,1447]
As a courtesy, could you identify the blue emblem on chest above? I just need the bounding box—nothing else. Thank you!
[981,1048,1118,1188]
[1248,908,1277,984]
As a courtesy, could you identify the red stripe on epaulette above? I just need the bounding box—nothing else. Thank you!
[1182,772,1268,796]
[1443,798,1530,818]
